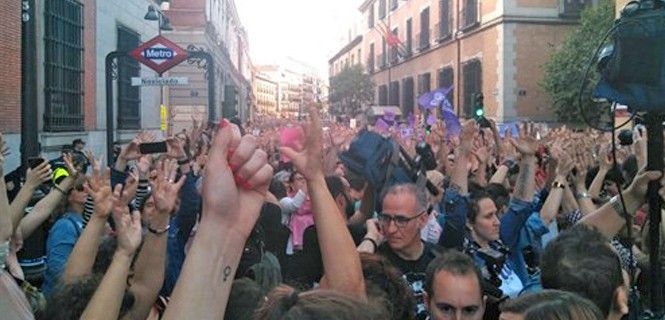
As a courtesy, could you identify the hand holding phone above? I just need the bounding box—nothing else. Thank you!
[139,142,168,154]
[279,127,305,162]
[28,157,46,169]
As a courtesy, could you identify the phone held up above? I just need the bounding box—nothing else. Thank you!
[139,142,168,154]
[28,157,46,169]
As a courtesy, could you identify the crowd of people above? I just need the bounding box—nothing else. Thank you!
[0,106,664,320]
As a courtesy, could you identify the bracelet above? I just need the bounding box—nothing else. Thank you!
[148,224,170,235]
[53,185,67,195]
[609,196,634,219]
[362,237,378,252]
[576,191,590,200]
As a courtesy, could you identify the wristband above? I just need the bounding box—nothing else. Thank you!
[53,185,67,195]
[362,237,378,252]
[609,196,634,219]
[148,224,170,235]
[575,191,590,200]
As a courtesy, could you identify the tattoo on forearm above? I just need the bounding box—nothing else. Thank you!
[223,266,232,282]
[515,160,534,199]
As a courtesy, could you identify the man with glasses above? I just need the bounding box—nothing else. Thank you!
[358,183,439,319]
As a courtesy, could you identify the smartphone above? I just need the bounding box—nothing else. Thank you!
[279,127,304,162]
[28,157,46,169]
[139,142,168,154]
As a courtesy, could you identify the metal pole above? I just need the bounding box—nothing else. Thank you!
[105,51,126,166]
[645,114,664,316]
[21,0,39,165]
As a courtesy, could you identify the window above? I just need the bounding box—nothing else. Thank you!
[418,72,431,95]
[439,0,452,40]
[44,0,84,131]
[402,77,415,115]
[351,54,355,65]
[368,43,375,73]
[368,3,375,27]
[389,81,400,106]
[419,7,430,50]
[462,0,479,30]
[391,0,398,11]
[406,18,413,56]
[117,26,141,129]
[378,85,388,105]
[357,49,361,64]
[438,67,454,107]
[462,59,482,117]
[379,0,387,19]
[560,0,592,17]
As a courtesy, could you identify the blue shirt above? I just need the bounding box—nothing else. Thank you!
[43,212,83,296]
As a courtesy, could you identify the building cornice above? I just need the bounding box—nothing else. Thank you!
[328,35,363,64]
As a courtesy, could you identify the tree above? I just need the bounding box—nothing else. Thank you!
[541,0,615,125]
[329,64,375,117]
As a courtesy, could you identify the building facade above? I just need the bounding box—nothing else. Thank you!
[256,61,326,119]
[254,73,279,115]
[330,0,593,123]
[0,0,22,170]
[164,0,252,124]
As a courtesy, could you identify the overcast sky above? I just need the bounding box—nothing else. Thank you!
[236,0,361,78]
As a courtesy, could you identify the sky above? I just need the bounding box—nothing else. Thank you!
[235,0,362,78]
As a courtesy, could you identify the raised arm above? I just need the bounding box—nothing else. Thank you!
[62,160,119,284]
[8,161,51,233]
[451,120,477,194]
[0,135,11,241]
[572,162,597,216]
[163,120,272,320]
[510,123,538,203]
[281,105,366,300]
[124,159,185,320]
[588,146,611,200]
[81,185,143,320]
[539,152,572,225]
[580,168,660,238]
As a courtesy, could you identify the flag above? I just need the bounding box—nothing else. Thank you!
[441,108,461,138]
[418,86,454,110]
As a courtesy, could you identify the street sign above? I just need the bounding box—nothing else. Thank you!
[131,77,189,87]
[129,35,189,74]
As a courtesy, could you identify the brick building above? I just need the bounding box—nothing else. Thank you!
[0,0,22,162]
[330,0,593,122]
[254,73,279,115]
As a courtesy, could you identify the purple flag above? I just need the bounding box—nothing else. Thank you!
[374,118,390,133]
[400,127,413,139]
[418,86,453,110]
[426,113,437,126]
[441,108,461,138]
[383,110,396,122]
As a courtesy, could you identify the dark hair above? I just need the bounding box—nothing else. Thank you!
[254,285,388,320]
[360,253,416,320]
[466,189,493,224]
[500,290,604,320]
[44,275,134,320]
[424,250,482,298]
[348,176,366,192]
[270,179,287,199]
[485,183,510,212]
[540,224,624,317]
[225,278,264,320]
[325,176,345,200]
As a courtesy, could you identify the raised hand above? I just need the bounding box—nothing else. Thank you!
[150,159,186,215]
[555,151,574,177]
[121,132,156,161]
[626,167,662,201]
[25,161,51,189]
[120,168,139,206]
[136,155,152,180]
[598,145,613,171]
[84,159,113,219]
[471,138,490,164]
[63,152,82,177]
[280,105,325,181]
[166,137,187,160]
[202,119,273,238]
[112,184,142,256]
[510,122,539,156]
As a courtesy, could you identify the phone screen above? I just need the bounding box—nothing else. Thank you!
[139,142,168,154]
[28,157,46,169]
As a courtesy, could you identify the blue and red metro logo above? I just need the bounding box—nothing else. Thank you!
[129,36,189,75]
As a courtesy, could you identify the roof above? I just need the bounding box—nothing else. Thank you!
[328,35,363,64]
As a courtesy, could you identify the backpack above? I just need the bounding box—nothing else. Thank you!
[339,130,413,205]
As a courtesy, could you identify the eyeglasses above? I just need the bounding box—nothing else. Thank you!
[377,211,425,229]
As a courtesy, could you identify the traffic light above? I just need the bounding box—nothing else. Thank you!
[473,93,484,119]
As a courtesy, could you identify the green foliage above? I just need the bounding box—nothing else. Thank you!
[329,64,375,116]
[540,0,615,125]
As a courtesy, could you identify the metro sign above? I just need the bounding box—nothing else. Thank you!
[129,36,189,74]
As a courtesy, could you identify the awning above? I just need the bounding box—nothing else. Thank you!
[367,106,403,117]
